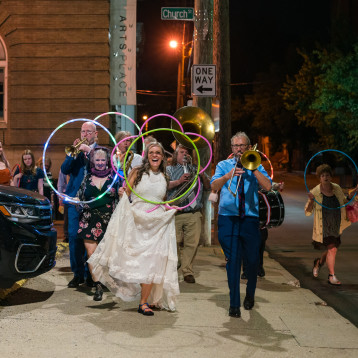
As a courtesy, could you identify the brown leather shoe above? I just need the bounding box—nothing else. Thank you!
[184,275,195,283]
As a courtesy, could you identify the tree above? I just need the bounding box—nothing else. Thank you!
[281,44,358,158]
[312,44,358,157]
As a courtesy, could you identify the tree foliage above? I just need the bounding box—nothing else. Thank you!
[281,44,358,158]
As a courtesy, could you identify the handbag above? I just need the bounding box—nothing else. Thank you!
[346,201,358,223]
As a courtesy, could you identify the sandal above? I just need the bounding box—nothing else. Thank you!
[312,258,322,278]
[328,274,341,286]
[138,302,154,316]
[148,304,159,310]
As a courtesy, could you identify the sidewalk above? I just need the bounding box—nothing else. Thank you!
[1,244,357,357]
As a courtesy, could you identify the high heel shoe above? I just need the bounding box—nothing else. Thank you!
[328,274,341,286]
[312,258,322,278]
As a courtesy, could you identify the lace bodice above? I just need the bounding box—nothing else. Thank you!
[131,171,168,205]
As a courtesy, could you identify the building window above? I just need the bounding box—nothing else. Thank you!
[0,37,7,124]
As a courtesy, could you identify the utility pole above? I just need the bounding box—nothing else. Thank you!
[212,0,232,244]
[213,0,232,164]
[193,0,213,246]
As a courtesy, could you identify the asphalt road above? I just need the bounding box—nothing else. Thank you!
[265,171,358,327]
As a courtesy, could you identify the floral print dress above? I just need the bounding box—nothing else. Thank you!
[77,173,119,242]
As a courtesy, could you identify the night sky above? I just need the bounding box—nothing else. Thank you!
[137,0,331,92]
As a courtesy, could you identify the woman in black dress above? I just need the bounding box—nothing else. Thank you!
[305,164,351,285]
[76,147,121,300]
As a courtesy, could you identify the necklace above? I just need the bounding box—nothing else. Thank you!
[151,170,161,175]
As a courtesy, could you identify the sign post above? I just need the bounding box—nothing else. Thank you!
[191,65,216,97]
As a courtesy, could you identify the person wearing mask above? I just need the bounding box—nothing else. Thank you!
[75,147,120,301]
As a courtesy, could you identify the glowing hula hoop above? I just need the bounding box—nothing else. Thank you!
[43,118,118,205]
[110,135,138,179]
[304,149,358,210]
[94,111,145,154]
[124,128,200,205]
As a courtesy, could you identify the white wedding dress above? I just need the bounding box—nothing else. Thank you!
[88,170,179,311]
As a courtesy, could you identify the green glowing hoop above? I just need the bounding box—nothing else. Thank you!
[124,128,200,205]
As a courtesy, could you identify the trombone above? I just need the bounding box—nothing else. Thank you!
[228,144,261,197]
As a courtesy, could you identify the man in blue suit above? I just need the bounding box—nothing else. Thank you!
[211,132,272,318]
[61,121,98,288]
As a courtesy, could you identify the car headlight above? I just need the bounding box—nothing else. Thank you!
[0,203,49,223]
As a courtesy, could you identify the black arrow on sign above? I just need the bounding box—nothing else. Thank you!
[196,85,212,93]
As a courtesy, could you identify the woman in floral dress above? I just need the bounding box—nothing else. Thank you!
[76,147,121,301]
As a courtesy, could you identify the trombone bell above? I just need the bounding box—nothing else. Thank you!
[241,150,261,171]
[228,145,262,197]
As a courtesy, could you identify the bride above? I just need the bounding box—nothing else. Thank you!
[88,141,179,316]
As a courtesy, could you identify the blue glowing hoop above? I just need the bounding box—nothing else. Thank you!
[304,149,358,209]
[43,118,118,205]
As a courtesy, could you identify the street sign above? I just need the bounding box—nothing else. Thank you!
[191,65,216,97]
[161,7,194,21]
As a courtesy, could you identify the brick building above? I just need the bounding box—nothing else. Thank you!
[0,0,111,176]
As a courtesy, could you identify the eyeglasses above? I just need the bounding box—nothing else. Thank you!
[231,144,248,148]
[81,130,94,134]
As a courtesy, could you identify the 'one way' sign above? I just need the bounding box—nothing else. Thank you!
[191,65,216,97]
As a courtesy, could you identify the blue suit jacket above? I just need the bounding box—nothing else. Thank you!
[60,143,97,198]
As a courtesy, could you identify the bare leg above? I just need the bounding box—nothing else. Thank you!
[140,283,154,305]
[84,240,98,279]
[138,283,154,315]
[319,250,327,266]
[326,244,337,275]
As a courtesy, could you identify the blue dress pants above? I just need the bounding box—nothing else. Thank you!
[67,204,87,279]
[218,215,261,308]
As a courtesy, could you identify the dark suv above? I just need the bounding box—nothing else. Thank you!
[0,185,57,288]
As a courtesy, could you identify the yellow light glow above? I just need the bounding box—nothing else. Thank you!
[169,40,178,49]
[142,115,148,120]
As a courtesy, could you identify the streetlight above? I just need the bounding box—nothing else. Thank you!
[142,115,148,132]
[169,39,193,109]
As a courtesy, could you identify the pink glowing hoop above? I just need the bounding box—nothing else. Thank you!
[110,135,138,179]
[146,177,201,213]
